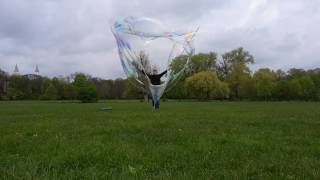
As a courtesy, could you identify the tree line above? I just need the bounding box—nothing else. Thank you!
[1,47,319,102]
[167,48,320,101]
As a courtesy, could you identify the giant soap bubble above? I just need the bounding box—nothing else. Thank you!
[111,16,196,105]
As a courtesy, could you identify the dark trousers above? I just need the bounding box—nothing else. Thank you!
[152,99,160,109]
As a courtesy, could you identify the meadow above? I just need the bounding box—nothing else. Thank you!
[0,101,320,179]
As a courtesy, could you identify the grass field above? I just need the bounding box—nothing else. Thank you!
[0,101,320,179]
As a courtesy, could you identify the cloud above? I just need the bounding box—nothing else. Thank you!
[0,0,319,78]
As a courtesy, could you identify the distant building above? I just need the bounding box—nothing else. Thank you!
[34,65,40,75]
[13,64,19,75]
[12,64,41,80]
[23,74,41,80]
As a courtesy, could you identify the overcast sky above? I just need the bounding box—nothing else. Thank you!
[0,0,319,79]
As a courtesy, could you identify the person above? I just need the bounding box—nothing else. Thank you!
[141,68,167,110]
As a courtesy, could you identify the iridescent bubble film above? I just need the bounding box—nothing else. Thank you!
[111,16,197,101]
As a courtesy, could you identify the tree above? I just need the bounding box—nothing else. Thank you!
[122,78,144,99]
[185,71,229,100]
[0,69,9,100]
[227,63,252,99]
[288,79,303,100]
[167,52,219,100]
[288,68,306,79]
[170,55,189,75]
[253,68,276,100]
[299,75,316,100]
[73,74,98,103]
[51,77,66,100]
[218,47,254,80]
[41,78,51,95]
[165,81,188,99]
[129,51,152,101]
[307,69,320,100]
[103,80,116,99]
[275,69,286,80]
[238,77,255,100]
[167,55,191,99]
[215,81,230,99]
[138,51,152,74]
[90,77,108,99]
[170,52,218,77]
[112,78,126,99]
[7,75,30,100]
[41,83,58,100]
[78,84,98,103]
[62,84,77,100]
[189,52,218,74]
[218,48,254,99]
[28,77,44,99]
[273,80,290,100]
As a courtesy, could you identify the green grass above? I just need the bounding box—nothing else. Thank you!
[0,101,320,179]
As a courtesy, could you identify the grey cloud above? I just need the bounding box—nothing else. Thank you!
[111,0,231,21]
[0,0,319,78]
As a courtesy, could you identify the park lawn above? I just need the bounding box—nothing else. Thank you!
[0,101,320,179]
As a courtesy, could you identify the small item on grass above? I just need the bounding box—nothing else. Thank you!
[128,165,137,174]
[101,107,112,112]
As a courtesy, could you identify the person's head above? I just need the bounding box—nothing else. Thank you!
[152,67,158,75]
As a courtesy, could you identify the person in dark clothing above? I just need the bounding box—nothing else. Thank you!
[145,69,168,85]
[141,68,167,110]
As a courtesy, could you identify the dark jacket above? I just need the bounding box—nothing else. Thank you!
[142,70,167,85]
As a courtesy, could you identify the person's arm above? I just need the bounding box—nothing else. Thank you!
[159,70,168,77]
[140,69,148,76]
